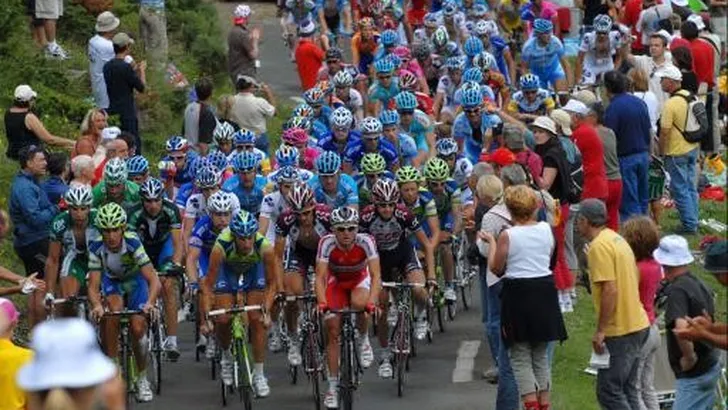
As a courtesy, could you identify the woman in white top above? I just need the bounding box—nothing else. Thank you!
[480,185,567,410]
[627,67,659,136]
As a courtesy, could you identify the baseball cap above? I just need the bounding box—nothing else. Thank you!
[529,116,558,136]
[112,32,134,47]
[704,240,727,273]
[14,85,37,102]
[686,14,706,31]
[653,235,694,267]
[480,147,516,167]
[562,99,590,116]
[95,11,120,33]
[549,109,572,136]
[655,65,682,82]
[503,124,525,150]
[0,298,20,324]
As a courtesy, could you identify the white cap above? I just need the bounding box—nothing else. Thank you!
[671,0,688,7]
[687,14,706,31]
[654,29,673,45]
[655,65,683,82]
[17,319,116,391]
[14,85,37,102]
[550,109,573,137]
[234,4,252,20]
[101,126,122,140]
[299,19,316,35]
[653,235,694,267]
[562,99,590,116]
[530,116,558,135]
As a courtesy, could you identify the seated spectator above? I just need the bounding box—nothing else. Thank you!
[0,298,33,410]
[73,108,108,158]
[41,152,70,205]
[230,75,276,155]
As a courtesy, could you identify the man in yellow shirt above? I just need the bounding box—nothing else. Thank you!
[657,65,700,234]
[576,199,649,409]
[0,298,33,410]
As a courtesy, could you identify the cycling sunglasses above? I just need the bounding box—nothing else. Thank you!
[335,225,357,232]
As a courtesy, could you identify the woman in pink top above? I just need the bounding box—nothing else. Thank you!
[622,216,662,410]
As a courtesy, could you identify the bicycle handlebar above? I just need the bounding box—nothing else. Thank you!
[381,282,426,289]
[103,309,145,317]
[326,308,365,315]
[207,304,264,318]
[51,295,88,305]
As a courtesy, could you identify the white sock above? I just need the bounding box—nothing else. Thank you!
[223,348,233,361]
[328,377,339,390]
[48,40,58,50]
[167,336,177,346]
[254,362,264,376]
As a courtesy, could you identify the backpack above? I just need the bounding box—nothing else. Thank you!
[675,92,709,144]
[559,137,584,204]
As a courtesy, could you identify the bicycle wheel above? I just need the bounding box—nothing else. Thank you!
[211,341,218,381]
[146,327,161,396]
[289,363,298,385]
[461,274,473,311]
[435,292,446,333]
[237,338,254,410]
[221,371,229,407]
[425,301,434,343]
[340,335,354,410]
[447,296,457,321]
[121,339,135,408]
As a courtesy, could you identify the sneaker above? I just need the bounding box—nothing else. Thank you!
[197,334,207,349]
[163,337,180,362]
[287,342,302,366]
[482,367,499,384]
[563,296,574,313]
[205,336,216,360]
[220,356,234,386]
[414,318,428,341]
[253,373,270,397]
[136,376,154,402]
[46,44,69,60]
[324,389,339,409]
[444,287,457,302]
[359,338,374,369]
[268,328,283,353]
[378,357,393,379]
[569,288,577,301]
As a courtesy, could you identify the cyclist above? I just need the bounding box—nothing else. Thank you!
[379,110,419,167]
[575,14,622,88]
[453,76,497,108]
[441,1,468,45]
[223,152,267,216]
[452,84,502,165]
[374,29,401,62]
[92,157,141,213]
[360,179,435,377]
[232,128,272,175]
[474,19,518,86]
[173,156,207,214]
[431,26,461,59]
[283,0,317,61]
[184,165,241,245]
[520,18,572,94]
[315,207,380,409]
[423,157,462,303]
[472,51,511,107]
[317,0,352,46]
[163,136,200,188]
[350,18,380,76]
[88,202,161,403]
[213,122,236,158]
[201,210,278,397]
[303,88,333,132]
[355,153,396,208]
[330,70,364,122]
[282,127,320,171]
[392,47,430,95]
[396,70,434,116]
[413,12,441,46]
[396,166,440,242]
[127,178,185,360]
[394,91,433,163]
[44,186,100,310]
[463,36,484,69]
[434,56,466,122]
[309,151,359,209]
[436,137,474,191]
[368,58,400,115]
[343,117,399,174]
[318,107,361,157]
[127,155,150,185]
[207,150,233,182]
[507,73,556,122]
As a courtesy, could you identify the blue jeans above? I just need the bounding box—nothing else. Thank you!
[485,277,501,366]
[491,281,520,410]
[674,362,721,410]
[665,149,699,232]
[618,151,649,222]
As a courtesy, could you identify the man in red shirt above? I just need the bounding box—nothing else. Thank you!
[622,0,645,54]
[294,20,328,91]
[681,21,715,89]
[562,99,607,202]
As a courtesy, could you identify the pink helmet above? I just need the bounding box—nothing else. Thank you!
[398,70,418,90]
[392,46,412,62]
[282,127,309,146]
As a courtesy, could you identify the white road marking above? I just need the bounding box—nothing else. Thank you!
[452,340,481,383]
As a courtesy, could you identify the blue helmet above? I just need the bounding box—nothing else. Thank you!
[379,109,400,126]
[165,136,188,152]
[232,151,260,172]
[276,165,300,183]
[195,165,221,188]
[436,138,459,157]
[463,67,484,84]
[316,151,342,175]
[229,210,258,237]
[275,145,300,167]
[127,155,149,176]
[140,178,165,200]
[233,128,256,146]
[394,91,417,111]
[445,56,466,72]
[190,156,209,178]
[207,150,228,173]
[374,58,395,75]
[302,88,325,106]
[533,18,553,34]
[380,29,399,47]
[461,86,483,108]
[464,36,484,57]
[443,1,457,16]
[519,73,540,91]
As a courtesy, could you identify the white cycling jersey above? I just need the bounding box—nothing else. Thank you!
[578,31,622,85]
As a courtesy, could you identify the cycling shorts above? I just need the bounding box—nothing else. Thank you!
[145,236,175,272]
[197,250,211,279]
[580,61,613,86]
[440,212,454,232]
[215,262,266,294]
[326,272,371,311]
[379,241,422,282]
[283,245,317,275]
[533,65,566,89]
[60,251,89,288]
[102,273,149,310]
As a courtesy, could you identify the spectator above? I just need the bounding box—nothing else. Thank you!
[117,131,137,158]
[41,152,70,205]
[73,108,108,158]
[656,66,699,234]
[70,155,96,188]
[587,102,622,231]
[90,126,121,167]
[183,77,217,155]
[562,100,607,203]
[503,123,543,186]
[217,94,240,131]
[34,0,68,59]
[17,318,125,410]
[626,67,659,134]
[680,21,716,152]
[104,33,146,154]
[636,0,673,49]
[88,12,120,109]
[295,19,328,91]
[227,4,260,85]
[0,298,33,410]
[92,138,129,186]
[9,145,59,327]
[499,163,529,187]
[603,70,652,222]
[627,32,674,111]
[653,235,721,408]
[140,0,169,66]
[575,198,649,410]
[0,209,45,296]
[687,13,721,152]
[621,216,662,410]
[670,47,699,94]
[4,85,75,161]
[230,75,276,155]
[481,185,567,410]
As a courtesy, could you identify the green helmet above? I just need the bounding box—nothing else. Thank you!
[395,166,421,184]
[360,153,386,175]
[104,158,128,186]
[95,203,127,229]
[424,157,450,181]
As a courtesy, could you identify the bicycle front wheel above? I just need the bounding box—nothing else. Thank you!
[340,337,355,410]
[236,337,254,410]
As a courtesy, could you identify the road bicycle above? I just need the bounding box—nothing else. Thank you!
[328,307,365,410]
[49,294,89,320]
[446,236,477,321]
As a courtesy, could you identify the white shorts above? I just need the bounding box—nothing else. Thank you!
[35,0,63,20]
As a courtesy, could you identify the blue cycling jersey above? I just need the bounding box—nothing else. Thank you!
[163,151,199,186]
[452,111,502,165]
[368,78,400,107]
[400,109,432,153]
[313,106,333,129]
[189,215,219,253]
[391,133,419,166]
[343,138,399,171]
[307,173,359,208]
[175,182,196,209]
[487,36,512,84]
[317,130,361,156]
[521,35,565,84]
[453,83,496,105]
[222,174,267,215]
[311,120,329,143]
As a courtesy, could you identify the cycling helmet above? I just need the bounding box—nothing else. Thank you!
[475,19,499,37]
[276,165,300,183]
[330,107,354,129]
[233,128,256,146]
[126,155,149,176]
[360,117,383,135]
[104,158,127,185]
[432,27,449,48]
[140,178,165,200]
[398,70,418,91]
[394,91,418,111]
[284,116,312,132]
[460,80,482,92]
[519,73,540,91]
[165,136,188,152]
[191,156,210,178]
[360,153,386,174]
[463,67,484,84]
[332,70,354,88]
[282,127,309,146]
[286,183,315,211]
[275,144,300,167]
[359,17,374,30]
[393,46,411,62]
[303,88,325,106]
[593,14,613,33]
[435,138,459,157]
[443,1,457,16]
[95,203,127,230]
[64,185,93,207]
[464,36,484,57]
[316,151,342,175]
[445,56,466,72]
[533,18,553,34]
[293,103,315,119]
[395,166,421,184]
[207,190,234,213]
[331,206,358,226]
[207,150,228,173]
[470,4,488,18]
[412,42,431,60]
[379,109,400,126]
[371,179,400,203]
[424,157,451,181]
[472,51,497,71]
[380,29,399,47]
[214,121,236,144]
[424,12,439,28]
[229,210,258,237]
[386,54,402,70]
[326,47,343,61]
[374,58,395,75]
[195,165,221,188]
[232,151,260,172]
[460,86,483,108]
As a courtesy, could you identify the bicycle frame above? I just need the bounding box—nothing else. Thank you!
[50,295,89,320]
[104,309,145,407]
[328,307,364,410]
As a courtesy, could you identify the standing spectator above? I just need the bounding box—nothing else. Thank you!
[0,298,33,410]
[656,66,699,234]
[217,95,240,130]
[34,0,68,59]
[295,19,328,91]
[183,77,218,154]
[503,124,543,186]
[92,138,129,186]
[104,33,147,154]
[603,70,652,222]
[653,235,721,408]
[562,100,607,202]
[9,146,59,327]
[4,85,75,161]
[88,12,119,110]
[70,155,96,188]
[588,102,622,231]
[627,32,674,111]
[670,47,699,94]
[230,75,276,155]
[73,108,108,158]
[575,198,649,410]
[681,21,716,152]
[140,0,169,67]
[635,0,673,47]
[228,4,260,85]
[41,152,70,205]
[627,67,660,134]
[621,217,662,410]
[688,14,721,152]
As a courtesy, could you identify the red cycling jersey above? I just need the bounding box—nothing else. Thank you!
[316,233,378,283]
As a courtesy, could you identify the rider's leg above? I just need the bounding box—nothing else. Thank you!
[103,294,124,358]
[246,289,268,368]
[128,275,150,373]
[440,234,455,284]
[60,275,81,317]
[284,269,304,338]
[161,277,178,342]
[376,289,390,348]
[407,269,428,308]
[213,293,235,351]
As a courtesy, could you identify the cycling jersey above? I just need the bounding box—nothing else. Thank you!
[307,173,359,208]
[313,106,333,129]
[507,89,556,115]
[402,187,439,239]
[486,71,508,98]
[185,192,241,221]
[436,74,463,111]
[316,233,378,280]
[260,191,288,242]
[368,78,401,109]
[175,182,196,210]
[222,174,267,215]
[163,151,200,187]
[452,111,502,165]
[521,35,566,88]
[578,31,622,85]
[311,119,330,142]
[317,130,361,156]
[352,32,380,74]
[359,203,421,251]
[92,181,141,214]
[127,199,181,269]
[317,64,360,83]
[430,178,461,231]
[450,155,474,188]
[189,215,221,278]
[386,133,418,166]
[330,89,364,116]
[213,229,269,293]
[49,210,100,284]
[485,36,513,84]
[285,0,317,24]
[317,0,349,19]
[400,109,433,153]
[88,231,151,280]
[276,204,332,251]
[343,138,399,171]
